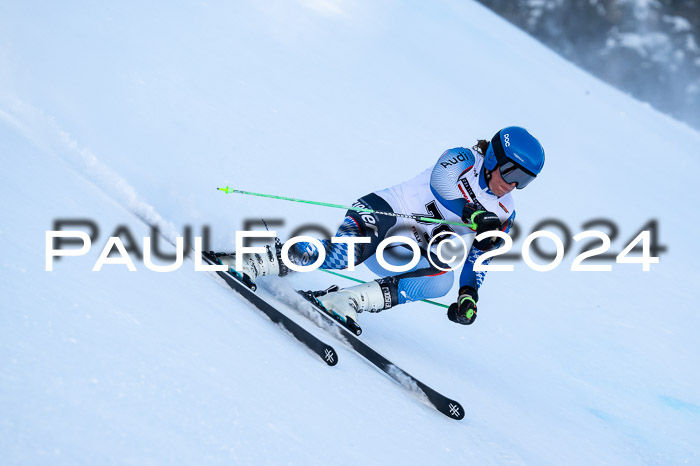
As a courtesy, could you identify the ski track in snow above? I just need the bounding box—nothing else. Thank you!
[262,279,443,415]
[0,96,180,244]
[262,279,348,342]
[2,1,700,464]
[386,365,431,405]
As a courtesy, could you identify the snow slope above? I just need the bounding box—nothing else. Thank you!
[1,1,699,464]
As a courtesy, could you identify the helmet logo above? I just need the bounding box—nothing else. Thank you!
[503,133,510,147]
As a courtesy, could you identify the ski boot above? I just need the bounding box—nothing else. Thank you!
[212,239,288,291]
[310,281,389,335]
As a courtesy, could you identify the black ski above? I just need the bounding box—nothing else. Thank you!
[202,251,338,366]
[298,289,465,420]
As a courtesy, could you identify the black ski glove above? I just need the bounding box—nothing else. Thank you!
[462,204,501,250]
[462,203,501,234]
[447,286,478,325]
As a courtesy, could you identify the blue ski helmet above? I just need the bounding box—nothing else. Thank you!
[484,127,545,189]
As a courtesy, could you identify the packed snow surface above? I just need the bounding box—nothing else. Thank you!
[1,1,699,464]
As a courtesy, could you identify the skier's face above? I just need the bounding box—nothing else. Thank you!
[489,166,517,197]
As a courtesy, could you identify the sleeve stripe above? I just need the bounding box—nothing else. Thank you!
[457,183,469,200]
[458,166,474,178]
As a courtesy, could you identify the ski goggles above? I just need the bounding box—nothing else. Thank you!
[498,160,537,189]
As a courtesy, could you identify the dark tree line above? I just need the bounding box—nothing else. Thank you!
[477,0,700,130]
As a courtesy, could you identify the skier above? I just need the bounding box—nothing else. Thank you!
[216,126,545,326]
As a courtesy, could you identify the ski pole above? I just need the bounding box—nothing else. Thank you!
[319,269,449,309]
[217,186,472,228]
